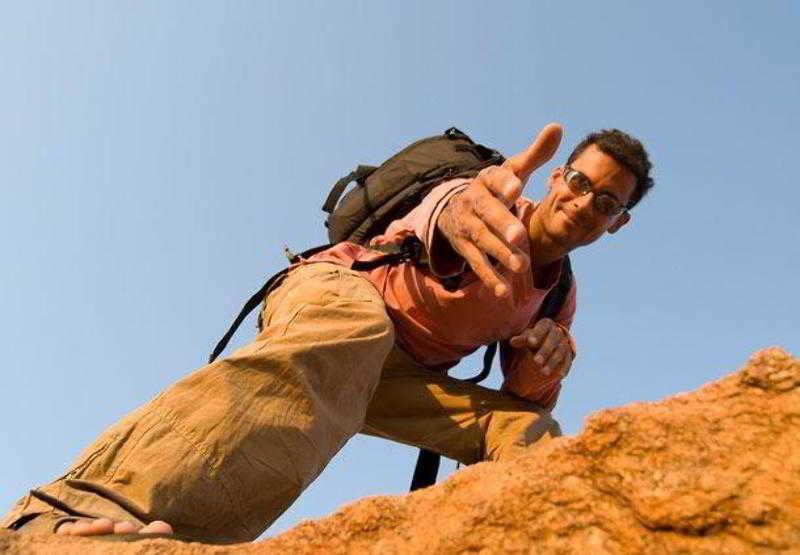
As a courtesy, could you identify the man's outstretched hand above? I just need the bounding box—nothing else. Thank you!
[436,123,563,297]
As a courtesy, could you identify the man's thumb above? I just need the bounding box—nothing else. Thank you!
[503,123,563,183]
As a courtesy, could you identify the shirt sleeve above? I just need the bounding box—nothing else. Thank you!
[369,178,471,277]
[499,273,577,411]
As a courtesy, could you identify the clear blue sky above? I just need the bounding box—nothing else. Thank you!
[1,1,797,538]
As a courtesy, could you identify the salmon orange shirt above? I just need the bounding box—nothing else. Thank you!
[302,179,576,410]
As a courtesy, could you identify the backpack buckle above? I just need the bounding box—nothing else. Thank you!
[400,237,424,262]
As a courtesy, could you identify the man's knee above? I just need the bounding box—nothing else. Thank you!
[483,407,561,462]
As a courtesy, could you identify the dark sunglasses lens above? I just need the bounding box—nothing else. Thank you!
[568,172,591,194]
[594,194,620,216]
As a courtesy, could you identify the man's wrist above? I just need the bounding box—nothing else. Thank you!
[428,184,470,277]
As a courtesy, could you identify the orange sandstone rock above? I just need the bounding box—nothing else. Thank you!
[3,347,798,554]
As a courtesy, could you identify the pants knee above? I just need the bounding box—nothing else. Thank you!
[484,408,561,462]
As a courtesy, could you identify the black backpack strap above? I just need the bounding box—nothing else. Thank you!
[322,165,378,215]
[409,256,573,492]
[538,255,573,319]
[410,448,442,492]
[464,341,498,384]
[208,275,284,363]
[211,237,428,366]
[208,244,334,364]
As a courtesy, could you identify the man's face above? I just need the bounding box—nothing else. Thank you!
[537,144,637,251]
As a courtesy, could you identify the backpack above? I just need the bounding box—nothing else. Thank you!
[207,127,573,490]
[323,127,504,245]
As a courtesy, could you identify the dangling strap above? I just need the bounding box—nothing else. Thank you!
[409,449,442,492]
[537,255,572,319]
[464,341,498,384]
[208,277,281,364]
[409,341,498,491]
[207,244,333,364]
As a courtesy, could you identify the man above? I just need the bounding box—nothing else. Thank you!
[2,123,653,543]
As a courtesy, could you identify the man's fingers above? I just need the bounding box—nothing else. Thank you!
[114,521,140,534]
[68,520,96,536]
[527,319,553,350]
[509,319,551,349]
[502,123,563,184]
[56,521,75,535]
[455,240,510,297]
[508,333,527,349]
[61,518,115,536]
[533,324,562,366]
[471,189,531,251]
[55,517,173,537]
[474,165,525,208]
[559,350,574,379]
[89,518,115,535]
[461,198,530,271]
[468,221,528,274]
[436,174,531,285]
[509,318,573,378]
[140,520,174,535]
[543,343,570,376]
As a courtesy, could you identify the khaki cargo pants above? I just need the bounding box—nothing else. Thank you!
[2,263,560,544]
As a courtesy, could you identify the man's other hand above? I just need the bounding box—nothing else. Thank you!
[436,123,563,297]
[509,318,574,378]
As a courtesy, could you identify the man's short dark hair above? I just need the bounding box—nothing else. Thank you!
[566,129,654,209]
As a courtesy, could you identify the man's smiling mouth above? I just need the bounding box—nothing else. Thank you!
[558,207,581,228]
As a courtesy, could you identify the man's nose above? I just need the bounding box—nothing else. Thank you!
[570,194,597,227]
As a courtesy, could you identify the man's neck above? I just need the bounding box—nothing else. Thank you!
[527,211,568,268]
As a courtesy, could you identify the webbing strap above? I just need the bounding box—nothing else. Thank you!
[322,165,377,215]
[537,256,572,318]
[409,341,498,491]
[208,244,333,364]
[465,341,498,384]
[409,449,442,492]
[208,274,284,364]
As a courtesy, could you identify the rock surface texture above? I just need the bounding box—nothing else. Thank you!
[3,347,799,554]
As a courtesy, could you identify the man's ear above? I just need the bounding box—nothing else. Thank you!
[607,211,631,234]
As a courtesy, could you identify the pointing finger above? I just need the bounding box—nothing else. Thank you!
[503,123,563,184]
